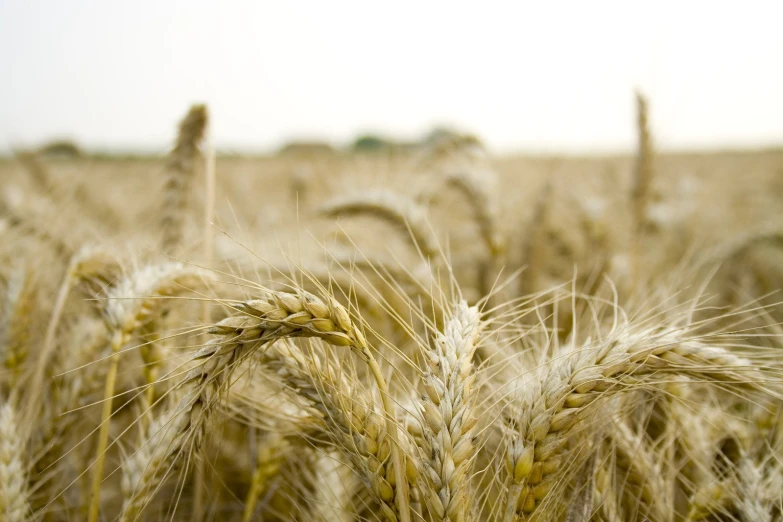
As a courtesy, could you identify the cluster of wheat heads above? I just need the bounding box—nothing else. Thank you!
[0,99,782,522]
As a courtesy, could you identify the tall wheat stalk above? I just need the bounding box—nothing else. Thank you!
[630,91,654,286]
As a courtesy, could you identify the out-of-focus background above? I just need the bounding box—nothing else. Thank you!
[2,0,782,154]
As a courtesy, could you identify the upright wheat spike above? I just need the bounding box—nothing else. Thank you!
[630,91,654,285]
[319,189,440,263]
[160,104,208,254]
[415,300,483,521]
[504,325,767,521]
[0,403,31,522]
[0,264,34,390]
[122,290,410,522]
[88,262,204,522]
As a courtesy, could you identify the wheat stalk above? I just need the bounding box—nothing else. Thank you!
[630,91,654,285]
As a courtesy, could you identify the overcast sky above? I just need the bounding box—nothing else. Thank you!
[1,0,781,154]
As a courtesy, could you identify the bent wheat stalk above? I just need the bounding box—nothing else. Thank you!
[319,189,440,263]
[445,170,505,260]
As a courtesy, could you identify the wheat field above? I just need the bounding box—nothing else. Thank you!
[0,102,782,522]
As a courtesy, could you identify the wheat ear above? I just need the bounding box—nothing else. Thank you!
[88,263,204,522]
[445,170,505,259]
[609,420,669,521]
[255,338,413,521]
[123,290,410,522]
[415,300,483,521]
[319,189,440,263]
[160,104,208,254]
[504,328,766,520]
[0,403,31,522]
[630,90,654,284]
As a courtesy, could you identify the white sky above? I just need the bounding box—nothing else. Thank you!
[1,0,782,154]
